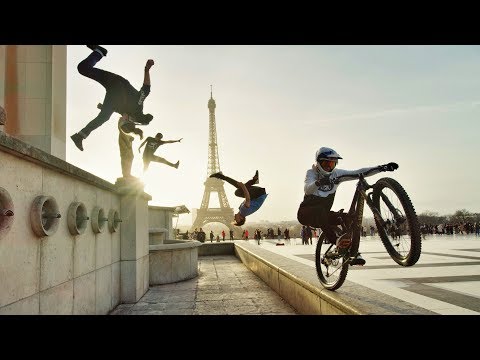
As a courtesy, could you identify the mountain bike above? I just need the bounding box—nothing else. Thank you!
[315,175,422,291]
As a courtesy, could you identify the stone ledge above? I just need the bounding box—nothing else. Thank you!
[149,228,168,234]
[0,132,151,200]
[234,242,435,315]
[198,242,235,256]
[149,240,202,251]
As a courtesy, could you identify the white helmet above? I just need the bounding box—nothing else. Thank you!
[315,146,342,177]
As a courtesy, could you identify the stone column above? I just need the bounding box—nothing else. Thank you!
[3,45,66,159]
[116,178,152,303]
[0,45,5,133]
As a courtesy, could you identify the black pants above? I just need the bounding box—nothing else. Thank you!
[297,194,341,243]
[77,51,128,137]
[216,173,266,200]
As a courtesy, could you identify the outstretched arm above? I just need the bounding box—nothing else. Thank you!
[143,59,154,86]
[238,182,251,208]
[335,162,399,184]
[163,138,183,144]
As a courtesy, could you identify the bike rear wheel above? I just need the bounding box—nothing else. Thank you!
[372,177,422,266]
[315,231,349,291]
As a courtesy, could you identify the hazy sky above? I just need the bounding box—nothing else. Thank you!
[66,45,480,226]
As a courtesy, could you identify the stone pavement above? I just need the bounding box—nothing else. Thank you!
[110,254,297,315]
[259,234,480,315]
[110,234,480,315]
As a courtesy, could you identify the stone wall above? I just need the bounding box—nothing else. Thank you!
[0,132,150,314]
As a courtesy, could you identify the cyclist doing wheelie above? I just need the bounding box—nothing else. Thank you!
[298,146,398,266]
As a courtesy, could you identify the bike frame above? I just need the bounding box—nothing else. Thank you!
[344,175,389,229]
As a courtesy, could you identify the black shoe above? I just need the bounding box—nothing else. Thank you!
[87,45,108,57]
[253,170,259,184]
[350,253,366,266]
[135,113,153,125]
[71,133,84,151]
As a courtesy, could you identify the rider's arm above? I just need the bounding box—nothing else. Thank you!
[334,166,384,183]
[304,169,320,195]
[238,182,251,208]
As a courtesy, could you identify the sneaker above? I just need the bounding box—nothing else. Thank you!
[135,114,153,125]
[87,45,108,57]
[174,161,180,169]
[350,253,366,266]
[70,133,84,151]
[253,170,259,184]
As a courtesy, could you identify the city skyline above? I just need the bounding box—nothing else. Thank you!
[66,45,480,226]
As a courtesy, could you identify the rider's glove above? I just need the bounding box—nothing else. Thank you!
[379,162,399,172]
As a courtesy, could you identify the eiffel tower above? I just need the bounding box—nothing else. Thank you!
[190,87,236,234]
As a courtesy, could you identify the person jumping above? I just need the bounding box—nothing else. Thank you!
[210,170,267,226]
[71,45,155,151]
[138,132,182,172]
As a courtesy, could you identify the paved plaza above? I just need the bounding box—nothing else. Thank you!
[259,234,480,315]
[110,254,297,315]
[110,234,480,315]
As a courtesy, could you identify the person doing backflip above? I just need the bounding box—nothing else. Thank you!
[138,133,182,172]
[71,45,155,151]
[298,146,398,266]
[209,170,266,226]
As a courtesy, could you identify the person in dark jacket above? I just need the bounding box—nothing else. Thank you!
[71,45,155,151]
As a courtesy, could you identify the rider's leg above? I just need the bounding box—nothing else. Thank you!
[320,225,337,244]
[314,208,337,244]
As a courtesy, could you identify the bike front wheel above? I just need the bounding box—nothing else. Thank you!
[315,232,349,291]
[372,177,422,266]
